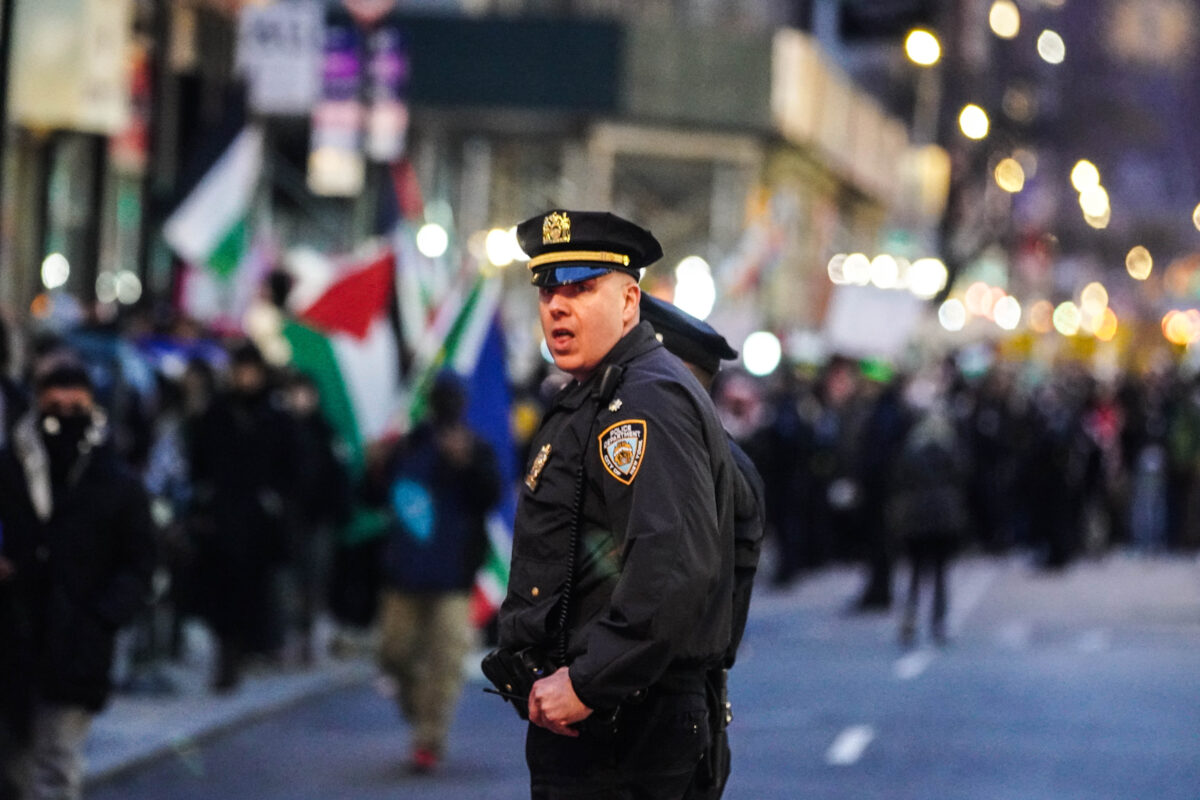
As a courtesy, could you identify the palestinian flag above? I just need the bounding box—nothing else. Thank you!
[163,126,266,330]
[283,246,401,544]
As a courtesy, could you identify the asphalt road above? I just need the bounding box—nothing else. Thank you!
[87,552,1200,800]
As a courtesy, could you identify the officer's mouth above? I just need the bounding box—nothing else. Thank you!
[549,327,575,349]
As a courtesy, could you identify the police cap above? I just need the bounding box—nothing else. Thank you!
[516,210,663,288]
[640,293,737,377]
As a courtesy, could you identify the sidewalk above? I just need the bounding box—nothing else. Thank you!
[84,621,376,787]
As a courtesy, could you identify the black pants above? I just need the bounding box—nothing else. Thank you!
[527,687,709,800]
[903,535,956,632]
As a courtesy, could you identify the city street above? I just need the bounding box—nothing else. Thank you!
[86,552,1200,800]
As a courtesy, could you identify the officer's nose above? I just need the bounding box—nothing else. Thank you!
[543,288,570,317]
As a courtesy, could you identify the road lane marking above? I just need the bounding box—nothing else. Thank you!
[826,725,875,766]
[894,649,934,680]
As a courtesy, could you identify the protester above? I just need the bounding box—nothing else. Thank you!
[373,370,502,773]
[187,341,295,691]
[887,374,970,646]
[0,353,155,800]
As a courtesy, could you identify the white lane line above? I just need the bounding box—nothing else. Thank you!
[826,725,876,766]
[894,648,935,680]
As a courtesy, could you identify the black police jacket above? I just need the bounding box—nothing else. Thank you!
[498,321,737,711]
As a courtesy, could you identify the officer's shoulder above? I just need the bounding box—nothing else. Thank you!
[616,352,710,415]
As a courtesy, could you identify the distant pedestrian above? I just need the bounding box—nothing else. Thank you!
[187,341,295,691]
[0,354,155,800]
[279,372,351,665]
[374,371,502,773]
[887,377,969,646]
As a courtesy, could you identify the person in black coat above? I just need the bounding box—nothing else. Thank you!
[0,354,155,800]
[187,341,295,691]
[494,211,738,799]
[639,293,766,800]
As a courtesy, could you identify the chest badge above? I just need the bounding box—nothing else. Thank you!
[608,398,622,412]
[525,443,552,491]
[598,419,647,485]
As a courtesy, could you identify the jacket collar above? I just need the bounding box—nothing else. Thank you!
[552,321,660,411]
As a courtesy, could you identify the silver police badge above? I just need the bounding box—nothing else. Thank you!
[598,419,647,485]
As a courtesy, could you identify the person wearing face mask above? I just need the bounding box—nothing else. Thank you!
[0,353,155,800]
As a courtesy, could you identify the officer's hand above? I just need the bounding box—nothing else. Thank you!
[528,667,592,737]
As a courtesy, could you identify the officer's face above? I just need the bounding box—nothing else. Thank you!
[539,272,640,382]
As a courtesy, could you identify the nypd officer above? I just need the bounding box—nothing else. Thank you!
[639,294,766,800]
[495,210,738,799]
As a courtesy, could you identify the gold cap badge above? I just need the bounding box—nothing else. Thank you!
[543,211,571,245]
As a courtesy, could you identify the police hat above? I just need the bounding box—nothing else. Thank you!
[516,210,663,287]
[640,293,737,376]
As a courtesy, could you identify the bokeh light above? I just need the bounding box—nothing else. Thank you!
[1080,282,1109,316]
[1095,308,1119,342]
[742,331,782,376]
[1037,30,1066,64]
[994,157,1026,193]
[958,104,990,140]
[989,0,1020,39]
[1070,160,1100,192]
[993,295,1021,330]
[907,258,949,299]
[41,253,70,290]
[673,256,716,320]
[416,223,449,259]
[1126,246,1153,280]
[938,299,966,331]
[843,253,871,286]
[827,253,848,285]
[485,227,520,267]
[1028,299,1054,333]
[869,254,900,289]
[1079,185,1110,218]
[905,29,941,66]
[1193,202,1200,231]
[1052,301,1081,336]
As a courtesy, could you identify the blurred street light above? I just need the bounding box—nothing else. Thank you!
[1037,30,1066,64]
[938,299,966,331]
[1126,245,1153,280]
[958,104,990,139]
[673,255,716,320]
[905,29,941,66]
[1070,159,1101,191]
[994,157,1025,192]
[416,223,449,259]
[41,253,69,290]
[989,0,1021,39]
[742,331,781,376]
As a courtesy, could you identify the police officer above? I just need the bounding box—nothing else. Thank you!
[640,294,766,800]
[494,210,738,799]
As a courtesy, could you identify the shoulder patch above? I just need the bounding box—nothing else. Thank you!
[598,419,647,485]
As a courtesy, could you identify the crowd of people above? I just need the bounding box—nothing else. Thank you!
[714,347,1200,636]
[3,293,1200,794]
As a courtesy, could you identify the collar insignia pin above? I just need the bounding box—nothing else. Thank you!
[608,398,623,412]
[525,443,552,492]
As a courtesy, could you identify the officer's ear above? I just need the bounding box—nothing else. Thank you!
[619,276,641,329]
